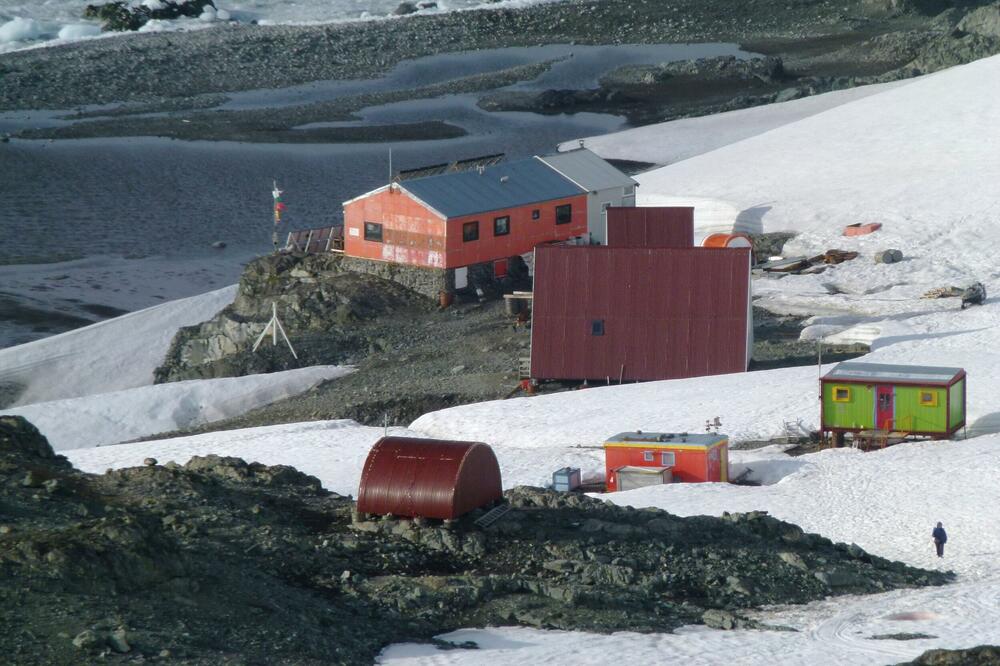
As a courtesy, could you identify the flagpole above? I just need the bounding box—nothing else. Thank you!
[271,180,284,253]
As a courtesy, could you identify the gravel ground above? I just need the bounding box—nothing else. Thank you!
[0,0,872,111]
[3,1,997,142]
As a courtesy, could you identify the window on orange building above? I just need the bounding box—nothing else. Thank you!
[532,209,540,220]
[364,222,383,242]
[661,452,675,466]
[555,204,572,225]
[494,216,510,236]
[643,451,654,462]
[463,221,479,242]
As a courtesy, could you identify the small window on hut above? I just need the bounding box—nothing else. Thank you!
[832,386,851,402]
[532,209,541,220]
[364,222,383,243]
[920,391,938,407]
[493,216,510,236]
[591,319,604,336]
[463,221,479,242]
[643,451,654,462]
[661,452,675,467]
[555,204,572,225]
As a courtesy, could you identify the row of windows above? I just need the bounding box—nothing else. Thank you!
[831,385,939,406]
[362,204,573,245]
[642,451,675,466]
[462,204,572,243]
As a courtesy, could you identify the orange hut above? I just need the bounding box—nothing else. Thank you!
[604,432,729,491]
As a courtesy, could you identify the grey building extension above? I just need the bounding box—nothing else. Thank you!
[538,148,638,245]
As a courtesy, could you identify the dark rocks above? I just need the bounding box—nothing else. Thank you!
[958,3,1000,38]
[961,282,986,309]
[875,248,905,264]
[0,415,65,463]
[83,0,216,32]
[394,2,419,16]
[153,253,426,383]
[0,425,956,663]
[901,645,1000,665]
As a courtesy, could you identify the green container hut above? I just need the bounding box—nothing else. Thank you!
[821,362,966,440]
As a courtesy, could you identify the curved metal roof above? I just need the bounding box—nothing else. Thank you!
[357,437,502,520]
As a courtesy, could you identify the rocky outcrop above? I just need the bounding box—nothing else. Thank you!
[958,2,1000,37]
[83,0,217,32]
[0,416,955,663]
[602,55,785,86]
[154,253,426,382]
[901,646,1000,665]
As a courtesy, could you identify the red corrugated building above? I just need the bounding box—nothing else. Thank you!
[529,245,752,382]
[604,432,729,490]
[356,437,503,520]
[342,157,588,270]
[606,207,694,248]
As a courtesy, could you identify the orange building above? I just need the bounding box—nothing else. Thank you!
[604,432,729,491]
[342,156,588,271]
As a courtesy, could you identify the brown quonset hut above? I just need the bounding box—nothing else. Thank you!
[357,437,503,520]
[605,206,694,248]
[529,245,752,383]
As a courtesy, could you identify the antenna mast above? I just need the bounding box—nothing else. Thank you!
[252,302,298,359]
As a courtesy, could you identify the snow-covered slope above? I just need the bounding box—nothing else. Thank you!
[0,285,235,407]
[9,366,352,450]
[68,419,418,487]
[568,78,911,166]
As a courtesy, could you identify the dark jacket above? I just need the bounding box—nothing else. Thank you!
[932,527,947,543]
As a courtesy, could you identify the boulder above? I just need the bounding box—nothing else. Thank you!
[958,3,1000,38]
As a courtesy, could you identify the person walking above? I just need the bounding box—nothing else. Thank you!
[932,522,948,558]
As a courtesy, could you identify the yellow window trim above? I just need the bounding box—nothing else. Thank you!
[832,385,851,402]
[919,390,939,407]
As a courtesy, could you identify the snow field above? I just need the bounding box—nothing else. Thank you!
[0,284,237,406]
[8,366,353,450]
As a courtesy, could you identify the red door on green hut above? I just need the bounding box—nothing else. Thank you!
[876,385,894,429]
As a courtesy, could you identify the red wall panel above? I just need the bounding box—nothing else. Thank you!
[530,246,751,382]
[606,207,694,248]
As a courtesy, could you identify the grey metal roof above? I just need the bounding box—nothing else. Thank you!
[400,156,585,218]
[537,148,637,192]
[604,432,727,447]
[823,362,964,385]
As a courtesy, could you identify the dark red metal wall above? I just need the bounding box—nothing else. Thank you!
[530,245,751,382]
[357,437,503,520]
[606,207,694,248]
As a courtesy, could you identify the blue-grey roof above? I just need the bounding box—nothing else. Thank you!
[824,362,964,385]
[400,157,585,218]
[538,148,637,191]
